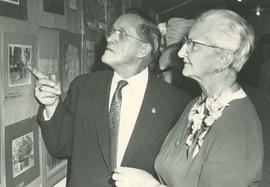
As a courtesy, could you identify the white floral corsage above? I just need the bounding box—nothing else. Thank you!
[186,96,229,158]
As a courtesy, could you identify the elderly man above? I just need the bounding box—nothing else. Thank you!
[30,12,190,187]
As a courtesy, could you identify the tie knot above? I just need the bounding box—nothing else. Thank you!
[116,80,128,91]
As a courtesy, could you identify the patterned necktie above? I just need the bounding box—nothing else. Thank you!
[109,80,128,170]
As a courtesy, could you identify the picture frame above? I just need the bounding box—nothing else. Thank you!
[82,39,95,74]
[5,118,39,187]
[83,0,107,30]
[3,32,36,99]
[107,0,124,29]
[38,0,67,29]
[0,0,27,20]
[59,31,82,98]
[40,139,67,187]
[43,0,65,15]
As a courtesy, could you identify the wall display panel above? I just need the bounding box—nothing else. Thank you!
[83,0,107,30]
[59,31,81,98]
[3,32,36,100]
[5,118,39,187]
[0,0,27,20]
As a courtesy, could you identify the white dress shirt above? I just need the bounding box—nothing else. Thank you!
[109,68,148,167]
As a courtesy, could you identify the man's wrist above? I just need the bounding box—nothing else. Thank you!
[44,99,59,120]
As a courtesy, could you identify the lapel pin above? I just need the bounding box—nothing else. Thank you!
[152,108,156,114]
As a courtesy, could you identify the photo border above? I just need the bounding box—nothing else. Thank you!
[5,118,39,187]
[0,0,27,20]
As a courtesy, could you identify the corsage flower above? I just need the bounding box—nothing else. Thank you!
[186,96,229,158]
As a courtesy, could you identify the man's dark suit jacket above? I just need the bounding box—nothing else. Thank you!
[37,70,191,187]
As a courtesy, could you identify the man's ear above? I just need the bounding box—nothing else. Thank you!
[137,43,152,58]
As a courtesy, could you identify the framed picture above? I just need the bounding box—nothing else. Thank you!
[43,0,65,15]
[3,32,36,99]
[40,138,67,187]
[0,0,27,20]
[107,0,124,29]
[5,118,39,187]
[8,44,32,87]
[38,0,67,29]
[82,40,95,74]
[83,0,107,30]
[59,31,81,97]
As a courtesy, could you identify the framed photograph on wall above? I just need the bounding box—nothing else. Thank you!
[38,0,67,29]
[59,31,81,98]
[83,0,107,30]
[107,0,124,29]
[5,118,39,187]
[3,32,36,99]
[0,0,27,20]
[40,139,67,187]
[82,40,95,74]
[8,44,32,87]
[43,0,65,15]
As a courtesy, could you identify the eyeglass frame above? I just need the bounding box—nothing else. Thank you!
[106,28,147,43]
[183,36,234,53]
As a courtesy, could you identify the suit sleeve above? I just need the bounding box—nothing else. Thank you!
[37,78,79,158]
[198,119,263,187]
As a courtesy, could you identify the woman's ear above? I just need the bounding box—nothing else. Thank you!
[137,43,152,58]
[217,51,234,69]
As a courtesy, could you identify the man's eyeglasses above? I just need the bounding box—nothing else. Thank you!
[183,37,232,53]
[106,28,147,43]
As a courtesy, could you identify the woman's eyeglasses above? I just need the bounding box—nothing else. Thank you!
[106,28,147,43]
[183,37,233,53]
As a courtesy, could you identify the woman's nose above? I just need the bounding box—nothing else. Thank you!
[178,44,187,58]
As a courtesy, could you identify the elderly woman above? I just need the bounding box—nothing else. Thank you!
[112,9,263,187]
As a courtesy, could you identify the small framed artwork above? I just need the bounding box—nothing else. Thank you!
[5,118,39,187]
[8,44,32,87]
[82,40,95,74]
[83,0,107,30]
[40,139,67,187]
[43,0,65,15]
[0,0,27,20]
[59,31,81,97]
[107,0,124,29]
[3,32,36,99]
[38,0,67,29]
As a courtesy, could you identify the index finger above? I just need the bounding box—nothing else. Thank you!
[27,66,48,79]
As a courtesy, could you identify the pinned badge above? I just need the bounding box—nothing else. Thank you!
[152,108,156,114]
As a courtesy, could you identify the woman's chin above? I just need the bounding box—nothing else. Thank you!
[182,65,192,77]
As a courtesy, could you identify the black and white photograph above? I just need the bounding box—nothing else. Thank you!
[12,132,34,178]
[5,118,39,187]
[8,44,32,87]
[1,0,270,187]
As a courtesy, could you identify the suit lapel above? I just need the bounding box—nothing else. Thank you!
[93,71,113,173]
[121,72,161,165]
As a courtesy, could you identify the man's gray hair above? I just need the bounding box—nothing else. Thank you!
[197,9,255,72]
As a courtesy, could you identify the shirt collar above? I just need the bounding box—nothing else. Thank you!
[112,68,149,92]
